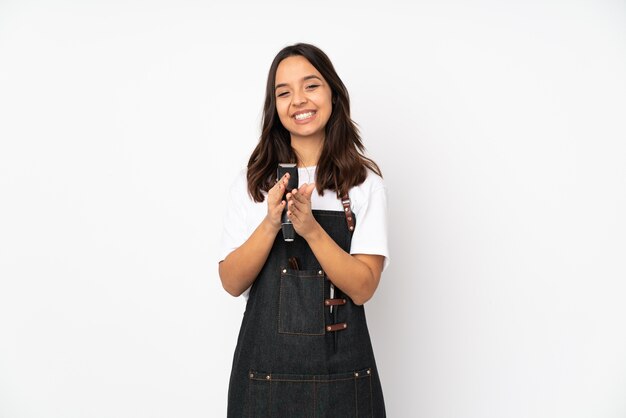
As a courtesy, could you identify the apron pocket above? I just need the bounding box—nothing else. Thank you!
[278,268,325,335]
[247,368,373,418]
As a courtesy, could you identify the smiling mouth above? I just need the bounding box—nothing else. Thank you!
[293,111,316,121]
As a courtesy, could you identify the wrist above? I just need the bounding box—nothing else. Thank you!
[302,222,324,243]
[262,215,281,235]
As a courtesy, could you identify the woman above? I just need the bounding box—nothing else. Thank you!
[219,43,388,417]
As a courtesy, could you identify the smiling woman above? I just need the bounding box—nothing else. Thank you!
[218,43,389,417]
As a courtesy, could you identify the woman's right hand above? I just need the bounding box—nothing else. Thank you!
[220,171,292,297]
[265,172,290,230]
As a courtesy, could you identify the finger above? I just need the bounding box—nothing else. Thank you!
[288,199,298,214]
[272,172,288,187]
[287,210,298,223]
[296,191,311,206]
[270,176,291,203]
[276,173,290,189]
[271,201,285,216]
[291,203,307,220]
[303,183,316,198]
[286,194,302,210]
[293,183,312,200]
[268,185,284,204]
[291,188,307,204]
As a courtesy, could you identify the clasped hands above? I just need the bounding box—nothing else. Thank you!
[266,172,319,240]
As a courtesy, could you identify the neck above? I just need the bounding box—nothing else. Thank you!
[291,135,324,167]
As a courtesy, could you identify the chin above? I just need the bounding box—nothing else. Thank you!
[292,129,322,139]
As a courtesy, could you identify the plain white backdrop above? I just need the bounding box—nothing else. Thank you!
[1,0,625,417]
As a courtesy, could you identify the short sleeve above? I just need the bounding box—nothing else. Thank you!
[218,169,249,263]
[349,175,390,271]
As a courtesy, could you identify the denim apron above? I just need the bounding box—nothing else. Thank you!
[227,208,386,417]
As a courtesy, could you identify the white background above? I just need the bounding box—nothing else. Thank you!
[1,1,625,417]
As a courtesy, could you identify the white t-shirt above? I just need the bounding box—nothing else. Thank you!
[218,166,389,297]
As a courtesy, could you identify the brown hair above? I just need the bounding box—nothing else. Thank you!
[247,43,381,202]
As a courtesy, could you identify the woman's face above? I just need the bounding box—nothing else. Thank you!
[274,55,333,142]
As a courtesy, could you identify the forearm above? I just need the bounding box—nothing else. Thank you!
[219,217,280,296]
[305,224,381,305]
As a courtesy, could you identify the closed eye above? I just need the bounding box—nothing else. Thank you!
[277,91,289,97]
[306,84,320,89]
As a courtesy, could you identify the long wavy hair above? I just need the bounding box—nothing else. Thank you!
[247,43,382,202]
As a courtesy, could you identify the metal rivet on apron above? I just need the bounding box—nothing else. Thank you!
[249,373,254,378]
[367,370,371,375]
[266,375,271,380]
[343,324,347,328]
[349,226,354,231]
[318,270,323,275]
[282,268,287,273]
[344,207,349,212]
[326,326,332,332]
[355,372,359,377]
[348,216,352,221]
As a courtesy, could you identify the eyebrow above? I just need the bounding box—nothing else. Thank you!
[275,75,323,91]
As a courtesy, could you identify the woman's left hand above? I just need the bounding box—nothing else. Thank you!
[286,183,320,240]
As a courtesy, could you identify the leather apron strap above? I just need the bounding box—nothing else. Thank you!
[340,193,354,232]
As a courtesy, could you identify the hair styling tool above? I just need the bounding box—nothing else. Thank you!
[277,163,299,241]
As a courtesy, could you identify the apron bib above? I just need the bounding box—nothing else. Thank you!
[227,209,386,417]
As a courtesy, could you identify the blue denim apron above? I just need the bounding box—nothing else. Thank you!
[227,208,386,417]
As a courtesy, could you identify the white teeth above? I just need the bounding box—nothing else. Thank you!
[294,111,314,120]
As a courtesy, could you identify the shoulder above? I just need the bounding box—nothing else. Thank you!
[231,167,248,189]
[363,167,385,190]
[227,167,253,202]
[351,167,386,196]
[348,168,386,213]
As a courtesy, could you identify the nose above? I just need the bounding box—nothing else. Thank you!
[291,89,307,106]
